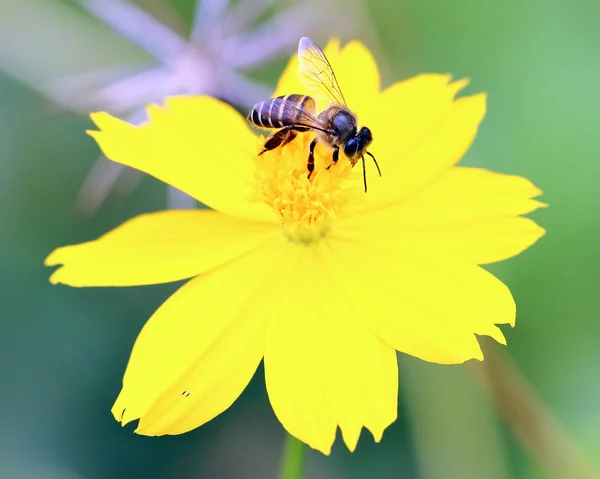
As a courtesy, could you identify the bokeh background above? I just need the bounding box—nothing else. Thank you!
[1,0,598,478]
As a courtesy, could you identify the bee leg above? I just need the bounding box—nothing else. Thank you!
[307,137,318,179]
[325,146,340,170]
[259,126,299,155]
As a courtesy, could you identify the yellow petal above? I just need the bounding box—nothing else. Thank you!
[264,243,398,455]
[272,38,379,114]
[112,237,287,435]
[45,210,277,286]
[339,167,546,264]
[321,236,515,364]
[88,96,275,223]
[353,76,484,208]
[333,40,380,115]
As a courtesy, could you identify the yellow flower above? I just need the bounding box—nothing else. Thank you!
[45,39,545,455]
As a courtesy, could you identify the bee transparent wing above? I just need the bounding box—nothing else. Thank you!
[273,96,327,131]
[297,37,347,107]
[251,95,327,132]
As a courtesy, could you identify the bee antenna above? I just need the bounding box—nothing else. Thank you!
[366,151,382,177]
[361,155,367,193]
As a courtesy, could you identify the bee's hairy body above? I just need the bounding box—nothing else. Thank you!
[316,106,357,148]
[250,94,315,129]
[249,96,360,153]
[246,37,381,191]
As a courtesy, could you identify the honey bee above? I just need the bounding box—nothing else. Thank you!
[247,37,381,192]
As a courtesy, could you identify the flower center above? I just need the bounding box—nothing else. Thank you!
[251,133,356,242]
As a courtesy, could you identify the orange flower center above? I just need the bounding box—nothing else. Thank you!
[251,133,357,242]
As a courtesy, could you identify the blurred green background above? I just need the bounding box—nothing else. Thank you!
[1,0,598,478]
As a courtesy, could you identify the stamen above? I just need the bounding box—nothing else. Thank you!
[251,133,356,242]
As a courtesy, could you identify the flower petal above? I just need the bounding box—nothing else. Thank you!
[264,243,398,455]
[273,38,380,114]
[45,210,277,286]
[112,237,287,435]
[321,235,515,364]
[352,76,485,208]
[333,40,380,115]
[338,167,546,264]
[88,96,275,223]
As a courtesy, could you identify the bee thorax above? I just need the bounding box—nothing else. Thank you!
[318,107,357,146]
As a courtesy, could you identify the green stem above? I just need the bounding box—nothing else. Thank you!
[280,433,306,479]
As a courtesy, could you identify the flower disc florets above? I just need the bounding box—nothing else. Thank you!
[252,133,356,242]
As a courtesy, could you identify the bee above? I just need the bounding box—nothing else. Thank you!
[247,37,381,192]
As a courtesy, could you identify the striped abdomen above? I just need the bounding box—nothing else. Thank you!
[248,94,316,129]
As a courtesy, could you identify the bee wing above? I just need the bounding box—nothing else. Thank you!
[253,95,327,132]
[297,37,347,107]
[273,95,326,130]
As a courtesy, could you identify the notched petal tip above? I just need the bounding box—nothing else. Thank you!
[47,267,92,288]
[449,78,488,112]
[462,341,485,362]
[112,392,142,429]
[410,74,471,99]
[439,338,485,364]
[338,402,398,452]
[89,111,123,130]
[529,222,547,243]
[134,422,159,436]
[535,224,547,238]
[370,427,385,444]
[504,173,546,203]
[466,341,486,362]
[459,91,487,115]
[367,408,396,445]
[44,248,62,267]
[480,325,508,345]
[449,77,471,96]
[144,102,165,117]
[48,269,63,285]
[340,425,362,453]
[313,442,333,456]
[44,243,88,285]
[45,247,74,285]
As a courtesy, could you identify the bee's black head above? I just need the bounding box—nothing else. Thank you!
[343,126,373,160]
[358,126,372,144]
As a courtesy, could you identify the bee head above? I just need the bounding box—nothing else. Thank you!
[358,127,373,145]
[343,127,373,160]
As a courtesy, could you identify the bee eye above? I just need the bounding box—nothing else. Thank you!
[360,127,372,143]
[344,138,360,159]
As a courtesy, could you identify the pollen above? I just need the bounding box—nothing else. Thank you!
[251,133,355,242]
